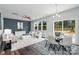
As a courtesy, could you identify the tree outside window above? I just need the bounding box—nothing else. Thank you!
[54,20,75,35]
[38,22,41,30]
[54,21,62,32]
[43,21,47,30]
[35,23,37,30]
[63,20,75,35]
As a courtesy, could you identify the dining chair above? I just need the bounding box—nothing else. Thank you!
[42,33,48,47]
[47,36,58,54]
[60,36,72,55]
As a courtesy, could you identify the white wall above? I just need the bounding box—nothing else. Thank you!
[75,18,79,44]
[31,7,79,44]
[31,16,54,36]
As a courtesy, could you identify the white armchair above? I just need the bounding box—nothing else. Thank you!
[1,29,12,51]
[29,31,42,38]
[37,32,42,38]
[2,29,12,41]
[35,31,42,38]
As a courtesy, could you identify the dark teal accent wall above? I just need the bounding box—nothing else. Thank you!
[4,18,31,33]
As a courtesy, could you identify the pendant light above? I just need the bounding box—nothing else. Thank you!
[53,4,60,18]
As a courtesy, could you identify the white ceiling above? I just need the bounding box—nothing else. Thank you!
[0,4,79,20]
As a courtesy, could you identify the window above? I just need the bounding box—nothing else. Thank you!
[17,22,20,29]
[17,22,23,30]
[54,20,75,35]
[38,22,41,30]
[34,23,37,30]
[63,20,75,35]
[21,22,23,29]
[54,21,62,32]
[43,21,47,30]
[34,21,47,31]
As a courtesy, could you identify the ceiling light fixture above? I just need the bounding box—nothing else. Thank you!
[22,15,31,20]
[12,12,31,20]
[53,4,60,18]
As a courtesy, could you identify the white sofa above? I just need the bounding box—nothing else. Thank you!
[29,31,42,38]
[11,31,46,51]
[15,31,26,40]
[11,35,45,51]
[15,31,26,36]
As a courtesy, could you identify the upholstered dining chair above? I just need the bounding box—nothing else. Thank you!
[60,36,72,55]
[47,36,58,54]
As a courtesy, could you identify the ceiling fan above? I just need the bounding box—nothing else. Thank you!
[22,15,31,20]
[12,12,31,20]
